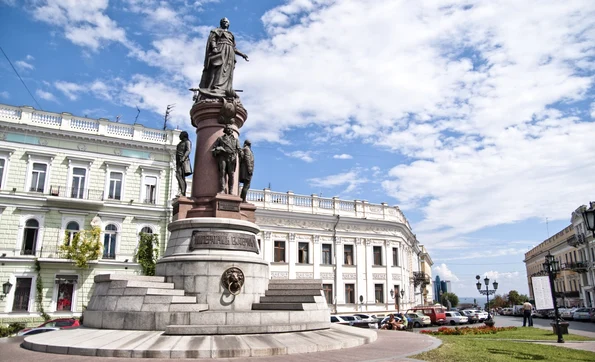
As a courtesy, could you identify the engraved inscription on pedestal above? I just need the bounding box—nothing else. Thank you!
[218,200,240,212]
[190,231,258,253]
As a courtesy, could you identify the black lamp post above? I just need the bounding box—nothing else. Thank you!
[475,275,498,320]
[583,202,595,237]
[543,251,564,343]
[1,280,12,301]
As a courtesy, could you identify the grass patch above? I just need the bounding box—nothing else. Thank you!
[413,336,595,362]
[470,327,595,341]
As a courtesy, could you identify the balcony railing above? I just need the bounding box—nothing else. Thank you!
[49,185,104,201]
[411,271,431,288]
[562,262,589,273]
[245,189,409,225]
[0,103,179,146]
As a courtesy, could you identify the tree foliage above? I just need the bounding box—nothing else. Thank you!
[34,259,50,321]
[135,232,159,276]
[440,292,459,308]
[60,226,102,268]
[489,294,508,309]
[506,290,529,306]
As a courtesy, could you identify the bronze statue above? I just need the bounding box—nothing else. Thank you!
[239,139,253,202]
[176,131,192,196]
[199,17,249,98]
[211,125,241,194]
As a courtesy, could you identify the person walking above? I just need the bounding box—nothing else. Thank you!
[522,301,533,327]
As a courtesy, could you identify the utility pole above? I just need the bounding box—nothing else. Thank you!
[164,104,175,130]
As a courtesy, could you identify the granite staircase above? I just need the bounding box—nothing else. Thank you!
[84,274,330,335]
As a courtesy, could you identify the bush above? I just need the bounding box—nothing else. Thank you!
[0,322,26,338]
[420,325,517,336]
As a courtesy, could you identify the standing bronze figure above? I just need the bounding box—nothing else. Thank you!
[211,125,241,194]
[176,131,192,196]
[239,139,254,202]
[199,17,249,98]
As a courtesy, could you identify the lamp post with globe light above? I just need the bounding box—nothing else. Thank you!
[476,275,498,321]
[543,251,564,343]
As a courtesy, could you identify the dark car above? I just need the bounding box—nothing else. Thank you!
[17,318,79,335]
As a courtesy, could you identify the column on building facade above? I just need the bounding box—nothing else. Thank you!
[355,238,366,308]
[385,240,393,310]
[263,231,273,273]
[288,233,296,279]
[365,239,374,308]
[335,237,343,305]
[313,235,321,279]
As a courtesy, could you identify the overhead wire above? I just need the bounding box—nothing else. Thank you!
[0,46,43,110]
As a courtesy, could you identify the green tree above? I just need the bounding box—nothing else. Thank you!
[506,290,529,306]
[489,294,507,309]
[60,226,102,268]
[440,292,459,309]
[135,232,159,276]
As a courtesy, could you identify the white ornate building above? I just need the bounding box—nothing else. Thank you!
[247,190,432,314]
[0,103,432,325]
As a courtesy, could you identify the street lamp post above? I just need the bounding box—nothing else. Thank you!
[583,202,595,237]
[391,288,405,312]
[543,251,564,343]
[475,275,498,320]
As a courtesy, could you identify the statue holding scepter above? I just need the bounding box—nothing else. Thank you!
[199,17,249,99]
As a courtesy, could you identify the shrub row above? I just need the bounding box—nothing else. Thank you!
[0,322,26,338]
[420,325,517,335]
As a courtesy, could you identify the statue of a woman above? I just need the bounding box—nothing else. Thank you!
[199,17,249,98]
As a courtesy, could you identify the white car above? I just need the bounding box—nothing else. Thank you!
[445,311,468,325]
[353,313,377,323]
[561,308,577,320]
[462,309,488,322]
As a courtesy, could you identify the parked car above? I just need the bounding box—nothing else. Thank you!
[353,313,378,323]
[445,311,469,325]
[17,327,60,336]
[18,318,80,335]
[330,315,349,324]
[561,308,577,320]
[408,306,447,325]
[406,312,431,327]
[462,309,488,322]
[533,309,550,318]
[501,308,513,316]
[461,310,480,323]
[573,308,594,321]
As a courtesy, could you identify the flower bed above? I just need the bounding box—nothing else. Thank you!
[420,325,517,336]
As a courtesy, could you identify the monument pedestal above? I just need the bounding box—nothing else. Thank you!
[156,217,267,311]
[173,194,256,222]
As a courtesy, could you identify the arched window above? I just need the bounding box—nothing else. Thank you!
[65,221,80,246]
[140,226,153,234]
[103,224,117,259]
[22,219,39,255]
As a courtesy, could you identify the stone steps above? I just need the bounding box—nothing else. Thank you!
[267,283,322,290]
[164,321,330,335]
[265,289,322,296]
[94,274,166,283]
[259,295,320,303]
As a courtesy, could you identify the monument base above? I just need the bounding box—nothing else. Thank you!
[173,195,256,223]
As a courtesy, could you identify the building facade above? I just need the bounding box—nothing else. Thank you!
[570,204,595,307]
[0,103,432,324]
[0,103,180,325]
[247,189,431,314]
[524,225,586,308]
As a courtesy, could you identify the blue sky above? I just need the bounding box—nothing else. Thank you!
[1,0,595,298]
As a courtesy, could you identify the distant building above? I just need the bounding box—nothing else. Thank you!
[524,225,585,308]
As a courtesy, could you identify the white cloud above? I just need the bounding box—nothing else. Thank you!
[484,271,520,281]
[591,102,595,118]
[25,54,34,61]
[35,89,58,103]
[15,60,34,71]
[0,91,9,99]
[55,81,84,100]
[433,263,460,282]
[333,154,352,160]
[31,0,129,51]
[282,150,315,163]
[308,169,369,195]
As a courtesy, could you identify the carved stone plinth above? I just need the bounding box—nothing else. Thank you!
[173,194,255,223]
